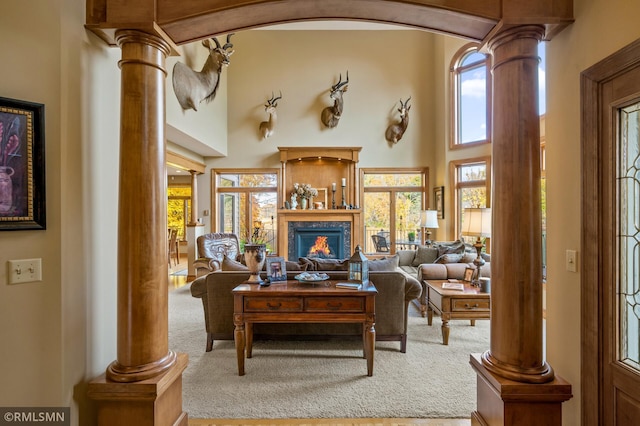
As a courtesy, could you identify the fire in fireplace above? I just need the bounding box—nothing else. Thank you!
[288,221,350,260]
[308,236,331,257]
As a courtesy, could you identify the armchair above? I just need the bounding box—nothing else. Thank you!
[193,233,240,278]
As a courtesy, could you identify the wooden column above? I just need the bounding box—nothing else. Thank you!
[471,24,572,425]
[88,29,188,426]
[105,29,177,383]
[189,170,198,226]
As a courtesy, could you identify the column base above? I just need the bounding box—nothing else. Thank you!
[88,352,189,426]
[470,353,572,426]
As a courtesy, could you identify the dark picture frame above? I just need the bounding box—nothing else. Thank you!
[266,256,287,282]
[0,97,46,230]
[463,267,475,282]
[434,186,444,219]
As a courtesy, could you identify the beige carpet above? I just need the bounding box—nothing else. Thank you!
[169,285,490,419]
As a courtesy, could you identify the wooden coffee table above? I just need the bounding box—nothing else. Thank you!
[424,279,490,345]
[232,280,378,376]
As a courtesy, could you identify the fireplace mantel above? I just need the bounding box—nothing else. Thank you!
[278,209,362,260]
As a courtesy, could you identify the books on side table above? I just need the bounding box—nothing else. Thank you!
[441,279,465,291]
[336,282,362,290]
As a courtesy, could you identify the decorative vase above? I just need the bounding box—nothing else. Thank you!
[0,166,14,213]
[301,197,308,210]
[290,194,298,210]
[244,244,266,284]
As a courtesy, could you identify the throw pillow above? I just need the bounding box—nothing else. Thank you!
[436,240,466,257]
[369,254,400,271]
[412,245,439,266]
[436,253,464,264]
[312,258,349,271]
[298,257,316,271]
[461,252,477,263]
[221,255,249,271]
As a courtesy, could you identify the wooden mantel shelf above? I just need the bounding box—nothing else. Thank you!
[278,146,361,163]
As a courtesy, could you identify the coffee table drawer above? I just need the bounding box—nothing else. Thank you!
[452,298,490,312]
[305,297,364,312]
[244,297,302,312]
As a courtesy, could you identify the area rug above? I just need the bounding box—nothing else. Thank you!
[169,285,490,419]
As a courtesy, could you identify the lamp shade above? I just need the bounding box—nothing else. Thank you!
[462,207,491,238]
[420,210,439,228]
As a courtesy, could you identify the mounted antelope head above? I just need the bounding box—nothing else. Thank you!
[172,34,234,112]
[385,97,411,144]
[321,71,349,128]
[259,91,282,140]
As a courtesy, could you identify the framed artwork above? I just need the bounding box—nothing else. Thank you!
[434,186,444,219]
[0,97,46,230]
[266,256,287,282]
[463,267,475,282]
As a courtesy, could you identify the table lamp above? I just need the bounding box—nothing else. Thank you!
[461,207,491,285]
[420,210,439,246]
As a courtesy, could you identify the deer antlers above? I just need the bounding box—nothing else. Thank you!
[259,91,283,140]
[321,71,350,128]
[385,96,412,144]
[172,33,235,111]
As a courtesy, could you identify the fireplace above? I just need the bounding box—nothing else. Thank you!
[288,221,350,260]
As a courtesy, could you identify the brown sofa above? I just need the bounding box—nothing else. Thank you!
[190,270,422,353]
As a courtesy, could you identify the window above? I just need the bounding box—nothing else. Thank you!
[361,169,428,254]
[167,185,190,240]
[450,43,491,148]
[213,169,279,254]
[450,158,491,241]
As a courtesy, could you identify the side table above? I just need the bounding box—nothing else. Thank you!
[424,279,490,345]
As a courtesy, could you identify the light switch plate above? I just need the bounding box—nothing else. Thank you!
[8,259,42,284]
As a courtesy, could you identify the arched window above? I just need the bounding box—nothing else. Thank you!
[450,44,491,148]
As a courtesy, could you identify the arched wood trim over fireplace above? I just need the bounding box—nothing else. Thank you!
[85,1,574,425]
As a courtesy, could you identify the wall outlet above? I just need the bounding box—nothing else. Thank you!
[8,259,42,284]
[566,250,577,272]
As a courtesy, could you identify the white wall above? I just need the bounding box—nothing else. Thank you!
[201,29,443,231]
[546,0,640,424]
[0,1,120,423]
[166,41,229,156]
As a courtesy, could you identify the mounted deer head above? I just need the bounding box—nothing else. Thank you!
[172,34,234,111]
[321,71,349,128]
[385,97,411,144]
[259,91,282,140]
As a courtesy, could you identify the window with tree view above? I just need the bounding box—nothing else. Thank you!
[215,170,279,254]
[362,170,426,254]
[451,159,490,240]
[168,185,190,240]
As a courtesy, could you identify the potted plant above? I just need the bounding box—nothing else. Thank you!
[407,231,416,242]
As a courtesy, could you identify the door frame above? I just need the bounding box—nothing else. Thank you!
[581,37,640,426]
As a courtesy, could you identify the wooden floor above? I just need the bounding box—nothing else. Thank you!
[189,419,471,426]
[172,257,472,426]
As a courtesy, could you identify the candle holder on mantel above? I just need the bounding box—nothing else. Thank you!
[337,182,348,209]
[331,186,336,209]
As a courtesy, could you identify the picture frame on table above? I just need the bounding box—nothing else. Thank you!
[434,186,444,220]
[266,256,287,281]
[463,267,475,283]
[0,97,46,231]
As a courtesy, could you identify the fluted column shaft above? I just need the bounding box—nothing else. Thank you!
[189,170,198,225]
[482,25,553,383]
[107,30,176,383]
